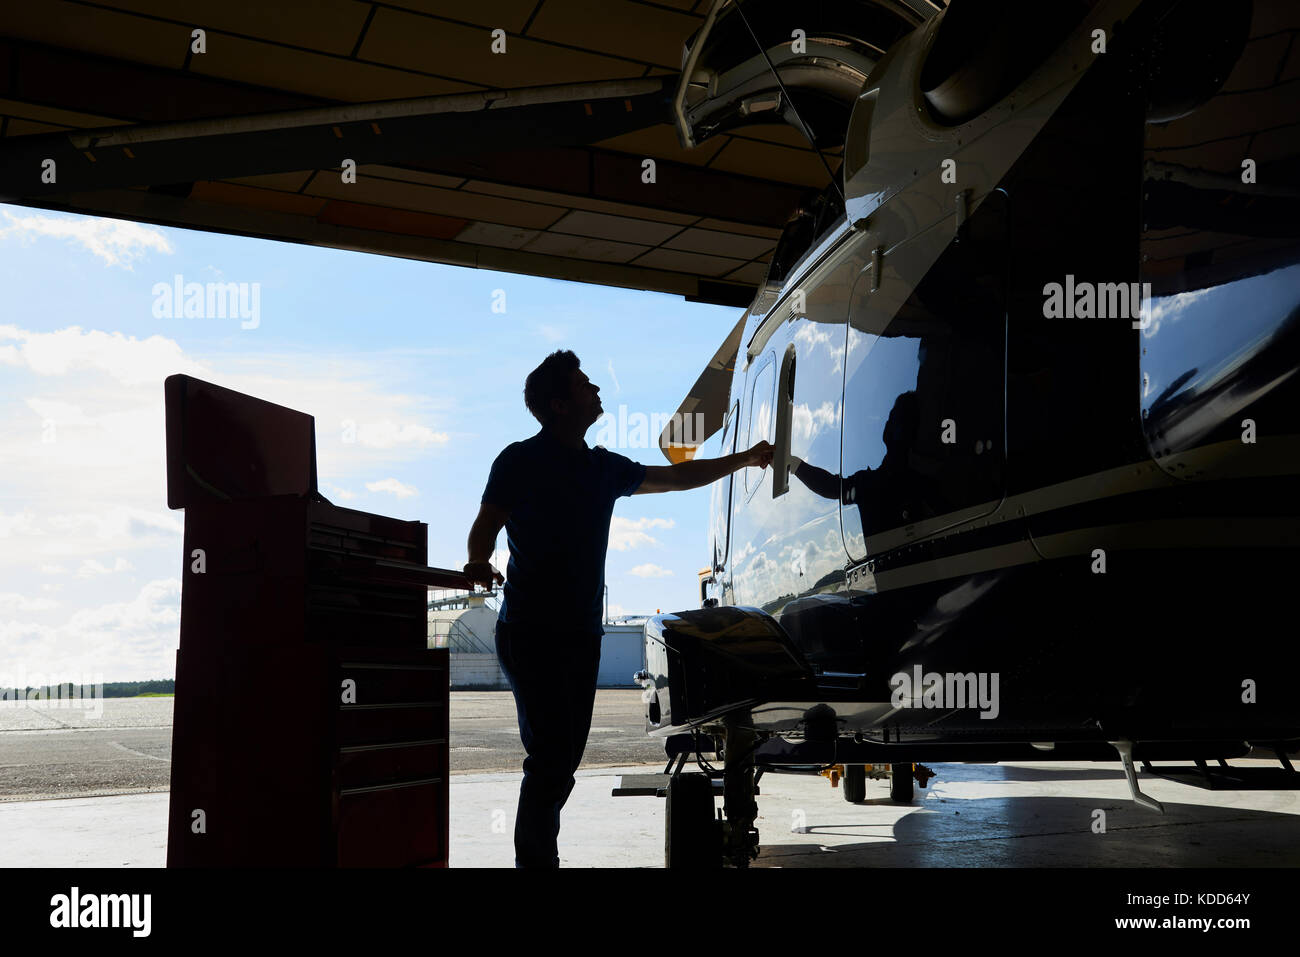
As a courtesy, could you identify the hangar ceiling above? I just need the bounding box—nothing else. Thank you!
[0,0,943,306]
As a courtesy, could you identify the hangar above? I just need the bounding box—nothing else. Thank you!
[3,0,1299,880]
[0,0,939,306]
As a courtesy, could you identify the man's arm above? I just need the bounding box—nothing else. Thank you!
[464,502,509,589]
[634,441,773,494]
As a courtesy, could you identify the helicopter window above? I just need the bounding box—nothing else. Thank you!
[763,182,846,290]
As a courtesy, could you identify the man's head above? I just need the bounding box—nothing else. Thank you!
[524,349,602,429]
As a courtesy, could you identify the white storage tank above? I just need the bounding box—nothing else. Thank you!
[429,597,647,690]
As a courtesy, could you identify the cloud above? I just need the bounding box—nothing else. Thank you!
[609,516,674,551]
[0,319,457,681]
[795,322,846,374]
[0,211,172,269]
[0,324,211,386]
[365,477,418,498]
[349,420,449,449]
[75,557,134,578]
[24,398,100,427]
[0,325,452,570]
[629,563,673,578]
[537,324,569,342]
[792,400,840,443]
[32,507,183,554]
[0,593,59,613]
[321,482,356,501]
[0,509,42,539]
[1140,288,1212,339]
[0,578,181,681]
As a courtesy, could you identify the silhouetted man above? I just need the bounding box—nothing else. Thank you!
[464,349,771,868]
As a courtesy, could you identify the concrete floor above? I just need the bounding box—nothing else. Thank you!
[0,692,662,800]
[3,758,1299,867]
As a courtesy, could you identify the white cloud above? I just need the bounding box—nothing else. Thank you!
[0,578,180,681]
[0,593,59,613]
[792,400,840,443]
[629,563,673,578]
[322,482,356,501]
[537,324,569,342]
[0,324,211,386]
[0,324,453,575]
[0,211,172,269]
[795,322,845,374]
[609,516,674,551]
[0,319,457,682]
[365,477,418,498]
[0,509,42,539]
[353,420,449,449]
[1140,288,1212,339]
[24,398,100,427]
[75,557,134,578]
[34,507,183,554]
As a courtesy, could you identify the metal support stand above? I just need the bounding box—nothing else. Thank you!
[722,712,760,867]
[1109,739,1165,813]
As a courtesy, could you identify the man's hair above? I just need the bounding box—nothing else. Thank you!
[524,349,581,425]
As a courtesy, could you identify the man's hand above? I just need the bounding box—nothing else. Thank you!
[463,560,504,591]
[745,440,774,469]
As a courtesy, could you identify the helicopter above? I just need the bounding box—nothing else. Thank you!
[633,0,1300,867]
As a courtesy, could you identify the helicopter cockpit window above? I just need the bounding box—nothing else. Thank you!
[763,182,846,290]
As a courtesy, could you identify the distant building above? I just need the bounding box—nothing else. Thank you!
[428,593,646,690]
[597,619,649,690]
[428,592,505,690]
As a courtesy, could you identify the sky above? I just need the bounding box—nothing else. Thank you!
[0,204,740,684]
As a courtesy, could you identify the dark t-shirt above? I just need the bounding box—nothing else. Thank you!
[480,428,646,634]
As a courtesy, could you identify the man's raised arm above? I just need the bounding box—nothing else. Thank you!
[464,502,509,590]
[634,441,773,494]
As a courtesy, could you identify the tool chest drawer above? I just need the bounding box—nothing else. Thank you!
[337,739,446,791]
[337,779,445,867]
[337,661,444,705]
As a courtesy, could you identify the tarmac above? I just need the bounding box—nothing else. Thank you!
[4,759,1300,867]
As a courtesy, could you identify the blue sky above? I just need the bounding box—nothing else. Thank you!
[0,204,739,683]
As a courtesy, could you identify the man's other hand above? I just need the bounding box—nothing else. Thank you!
[745,441,774,469]
[464,561,504,591]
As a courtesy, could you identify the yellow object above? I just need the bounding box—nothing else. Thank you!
[818,765,844,787]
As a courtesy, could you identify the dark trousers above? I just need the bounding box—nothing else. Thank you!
[495,619,602,868]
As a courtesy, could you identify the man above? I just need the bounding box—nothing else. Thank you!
[464,349,772,868]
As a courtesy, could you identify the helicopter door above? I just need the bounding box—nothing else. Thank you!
[840,190,1009,563]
